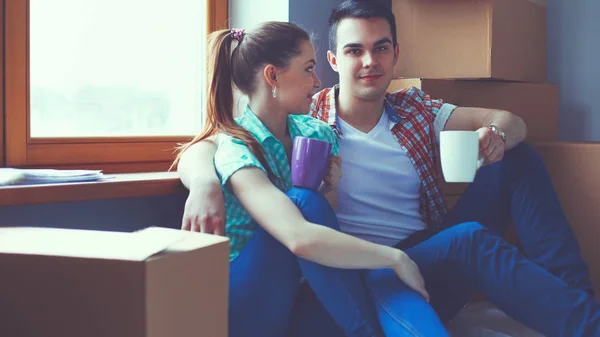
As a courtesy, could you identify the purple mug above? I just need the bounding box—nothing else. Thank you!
[291,136,332,190]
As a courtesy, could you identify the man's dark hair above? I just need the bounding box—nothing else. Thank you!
[328,0,398,54]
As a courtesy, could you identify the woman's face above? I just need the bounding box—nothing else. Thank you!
[274,40,322,115]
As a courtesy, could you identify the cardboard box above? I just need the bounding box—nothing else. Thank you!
[534,142,600,299]
[444,143,600,298]
[0,227,229,337]
[389,78,559,142]
[447,143,600,302]
[392,0,547,82]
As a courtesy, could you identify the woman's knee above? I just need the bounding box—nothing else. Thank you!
[286,187,339,229]
[230,227,299,279]
[229,229,302,333]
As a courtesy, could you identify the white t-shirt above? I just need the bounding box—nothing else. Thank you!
[336,111,427,246]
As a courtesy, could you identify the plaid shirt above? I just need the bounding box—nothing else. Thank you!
[310,85,457,229]
[215,106,339,261]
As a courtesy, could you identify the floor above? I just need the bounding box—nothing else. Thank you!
[447,301,544,337]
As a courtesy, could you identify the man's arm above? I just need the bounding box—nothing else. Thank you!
[443,107,527,150]
[177,140,226,234]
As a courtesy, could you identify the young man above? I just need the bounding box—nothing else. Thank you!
[177,1,600,335]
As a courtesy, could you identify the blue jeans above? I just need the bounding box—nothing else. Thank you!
[290,143,600,337]
[229,187,384,337]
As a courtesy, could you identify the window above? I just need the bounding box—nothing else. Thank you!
[2,0,228,173]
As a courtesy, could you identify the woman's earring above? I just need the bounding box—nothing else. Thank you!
[272,87,277,98]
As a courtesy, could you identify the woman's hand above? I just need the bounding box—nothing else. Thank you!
[392,252,430,302]
[181,179,226,235]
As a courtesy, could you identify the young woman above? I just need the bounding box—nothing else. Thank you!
[173,22,429,337]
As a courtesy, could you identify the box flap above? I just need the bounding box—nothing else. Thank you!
[162,231,229,254]
[0,226,186,261]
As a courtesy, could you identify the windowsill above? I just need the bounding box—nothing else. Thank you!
[0,172,470,207]
[0,172,189,207]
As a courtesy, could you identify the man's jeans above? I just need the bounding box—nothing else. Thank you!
[229,187,384,337]
[290,143,600,337]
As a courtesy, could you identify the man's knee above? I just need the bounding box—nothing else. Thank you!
[502,142,545,171]
[447,222,492,249]
[366,269,450,336]
[286,187,339,229]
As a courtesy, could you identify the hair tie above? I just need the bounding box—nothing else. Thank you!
[231,28,245,42]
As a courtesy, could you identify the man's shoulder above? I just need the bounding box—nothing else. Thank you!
[385,86,446,122]
[385,86,428,108]
[311,87,334,103]
[310,85,429,111]
[309,87,336,122]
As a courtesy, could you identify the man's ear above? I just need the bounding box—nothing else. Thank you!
[263,64,278,87]
[393,44,400,66]
[327,50,339,73]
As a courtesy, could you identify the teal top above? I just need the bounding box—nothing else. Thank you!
[214,106,339,261]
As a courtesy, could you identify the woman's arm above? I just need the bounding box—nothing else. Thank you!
[230,167,403,269]
[177,140,220,189]
[226,156,429,300]
[177,140,226,234]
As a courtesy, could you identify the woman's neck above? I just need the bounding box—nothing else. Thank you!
[248,98,289,141]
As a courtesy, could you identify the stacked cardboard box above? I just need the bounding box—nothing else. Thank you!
[387,0,555,250]
[392,0,547,82]
[389,79,558,142]
[388,0,600,300]
[533,143,600,295]
[389,0,555,143]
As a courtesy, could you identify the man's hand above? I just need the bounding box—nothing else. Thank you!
[323,155,342,188]
[181,179,226,235]
[476,126,505,166]
[319,155,342,195]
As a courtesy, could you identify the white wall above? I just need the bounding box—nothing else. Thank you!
[547,0,600,141]
[229,0,289,29]
[228,0,343,115]
[289,0,344,88]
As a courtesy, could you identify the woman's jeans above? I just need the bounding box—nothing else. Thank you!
[228,187,384,337]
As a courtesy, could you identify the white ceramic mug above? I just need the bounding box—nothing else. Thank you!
[440,131,483,183]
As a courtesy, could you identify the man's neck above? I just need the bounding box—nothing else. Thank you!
[337,88,386,134]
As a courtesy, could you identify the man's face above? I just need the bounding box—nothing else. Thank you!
[328,17,399,101]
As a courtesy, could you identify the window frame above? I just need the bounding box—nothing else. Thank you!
[1,0,5,168]
[2,0,229,173]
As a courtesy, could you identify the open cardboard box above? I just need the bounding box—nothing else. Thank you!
[0,226,229,337]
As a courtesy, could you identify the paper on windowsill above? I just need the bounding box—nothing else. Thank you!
[0,168,110,186]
